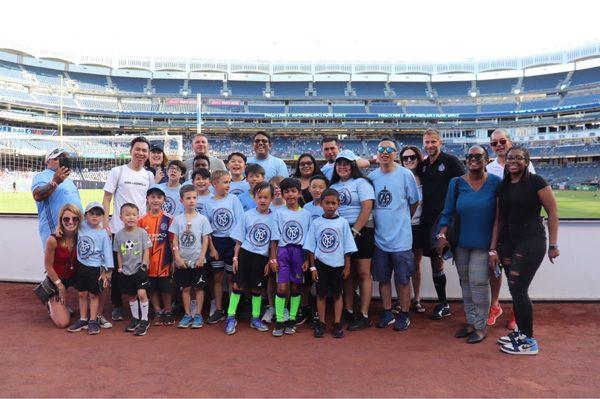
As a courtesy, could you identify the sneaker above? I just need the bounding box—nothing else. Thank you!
[410,300,426,314]
[163,311,175,326]
[67,319,88,332]
[507,316,517,331]
[348,314,372,331]
[207,309,226,324]
[111,307,124,321]
[87,320,100,335]
[125,318,140,332]
[224,316,237,335]
[283,308,290,322]
[487,304,503,326]
[97,315,113,329]
[431,303,451,320]
[391,302,400,315]
[209,299,217,317]
[332,322,344,338]
[497,330,525,345]
[250,317,269,332]
[178,314,193,329]
[272,322,285,337]
[152,313,164,326]
[191,314,204,329]
[261,306,275,323]
[501,337,539,355]
[467,329,487,344]
[311,312,320,329]
[393,313,411,331]
[295,307,308,326]
[376,310,395,329]
[284,320,297,335]
[341,309,354,325]
[134,320,149,336]
[313,321,325,338]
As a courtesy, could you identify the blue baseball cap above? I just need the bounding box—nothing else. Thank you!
[335,149,358,162]
[147,184,166,196]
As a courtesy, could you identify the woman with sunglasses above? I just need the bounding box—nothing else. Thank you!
[330,150,375,331]
[293,153,325,206]
[44,203,83,328]
[436,145,502,343]
[399,146,426,314]
[495,146,559,355]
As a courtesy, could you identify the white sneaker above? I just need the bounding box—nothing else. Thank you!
[209,299,217,317]
[190,300,197,316]
[262,306,275,323]
[97,315,113,329]
[283,308,290,322]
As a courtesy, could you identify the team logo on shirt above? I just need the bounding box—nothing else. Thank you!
[196,203,205,214]
[180,231,196,248]
[77,236,95,258]
[438,163,446,172]
[377,186,392,208]
[160,222,168,231]
[213,208,234,231]
[230,189,243,196]
[249,223,271,247]
[283,221,303,244]
[162,197,176,215]
[318,228,340,253]
[338,188,351,206]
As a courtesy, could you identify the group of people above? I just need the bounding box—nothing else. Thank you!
[33,128,559,355]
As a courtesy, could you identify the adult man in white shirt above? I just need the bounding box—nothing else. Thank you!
[184,134,226,179]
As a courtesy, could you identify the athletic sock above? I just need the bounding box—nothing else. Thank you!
[275,294,286,322]
[290,295,301,321]
[252,295,262,319]
[227,292,242,317]
[432,272,448,304]
[129,300,139,320]
[140,300,149,321]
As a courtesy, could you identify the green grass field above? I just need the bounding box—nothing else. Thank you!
[1,189,599,218]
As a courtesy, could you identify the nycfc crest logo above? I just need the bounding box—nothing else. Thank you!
[180,231,196,247]
[77,236,95,258]
[214,208,233,231]
[438,163,446,172]
[196,203,205,214]
[283,221,303,244]
[318,228,339,253]
[249,223,271,247]
[160,222,168,231]
[338,188,351,206]
[377,186,392,208]
[162,197,176,215]
[230,189,243,196]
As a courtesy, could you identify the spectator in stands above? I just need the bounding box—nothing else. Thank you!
[32,147,82,250]
[247,131,289,180]
[486,128,536,330]
[416,128,465,320]
[435,145,502,343]
[184,134,226,179]
[320,137,370,180]
[102,136,155,322]
[495,146,559,355]
[399,145,426,314]
[44,204,82,328]
[145,143,168,184]
[293,153,325,205]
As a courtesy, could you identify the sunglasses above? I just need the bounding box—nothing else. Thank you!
[402,154,418,162]
[87,209,104,216]
[377,146,396,154]
[299,161,314,167]
[507,155,526,162]
[466,153,485,161]
[62,216,80,224]
[254,139,269,144]
[490,138,508,147]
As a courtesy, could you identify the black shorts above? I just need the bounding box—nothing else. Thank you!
[74,264,102,295]
[234,248,268,291]
[413,223,438,258]
[210,236,235,271]
[350,226,375,259]
[149,276,172,294]
[175,267,206,289]
[61,276,76,289]
[315,260,344,298]
[120,269,151,296]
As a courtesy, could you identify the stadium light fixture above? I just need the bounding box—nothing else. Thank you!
[513,88,521,95]
[181,89,189,97]
[265,92,271,98]
[469,91,477,98]
[560,84,567,91]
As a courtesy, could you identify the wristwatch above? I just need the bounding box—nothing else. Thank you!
[436,233,446,240]
[309,266,317,272]
[549,244,559,250]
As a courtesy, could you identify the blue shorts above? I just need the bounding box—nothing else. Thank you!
[371,246,414,286]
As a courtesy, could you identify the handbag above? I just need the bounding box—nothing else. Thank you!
[430,177,461,254]
[33,276,58,304]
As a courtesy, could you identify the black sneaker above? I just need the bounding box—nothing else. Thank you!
[207,309,226,325]
[134,320,149,336]
[67,319,88,332]
[125,318,140,332]
[295,307,308,326]
[87,320,101,335]
[332,322,344,338]
[341,309,354,325]
[431,303,451,320]
[311,313,320,330]
[163,311,175,326]
[313,321,325,338]
[111,306,124,321]
[348,314,372,331]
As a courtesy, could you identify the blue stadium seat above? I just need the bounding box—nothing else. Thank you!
[112,76,148,93]
[67,72,108,92]
[313,82,347,97]
[351,82,386,98]
[228,81,266,97]
[189,80,223,96]
[430,81,471,97]
[441,104,477,113]
[522,73,567,92]
[404,103,438,113]
[561,93,600,107]
[570,67,600,87]
[332,104,366,113]
[271,82,308,97]
[0,61,28,83]
[480,103,516,113]
[520,98,559,110]
[153,79,183,94]
[248,103,286,113]
[23,65,65,86]
[388,82,428,97]
[288,104,329,113]
[369,102,403,113]
[477,78,517,95]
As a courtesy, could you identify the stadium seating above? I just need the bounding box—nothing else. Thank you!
[519,97,560,110]
[570,67,600,87]
[270,82,307,97]
[480,102,516,112]
[388,82,428,97]
[522,72,567,92]
[247,103,286,113]
[332,104,366,113]
[189,80,223,96]
[404,103,438,113]
[288,104,329,113]
[431,81,471,97]
[111,76,148,93]
[351,82,386,97]
[369,102,403,113]
[228,81,266,97]
[67,72,109,92]
[313,82,347,97]
[0,61,28,83]
[153,79,183,94]
[477,78,517,95]
[441,104,477,113]
[561,93,600,107]
[22,65,65,86]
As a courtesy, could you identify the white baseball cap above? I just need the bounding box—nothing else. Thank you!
[45,147,67,162]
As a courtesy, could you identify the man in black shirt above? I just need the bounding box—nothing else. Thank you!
[416,128,465,320]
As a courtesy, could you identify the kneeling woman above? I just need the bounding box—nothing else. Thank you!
[44,204,82,328]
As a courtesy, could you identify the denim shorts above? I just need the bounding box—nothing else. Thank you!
[371,246,414,285]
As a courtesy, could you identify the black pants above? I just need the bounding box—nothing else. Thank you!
[500,234,546,338]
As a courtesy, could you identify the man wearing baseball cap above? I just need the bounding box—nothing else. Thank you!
[32,147,82,250]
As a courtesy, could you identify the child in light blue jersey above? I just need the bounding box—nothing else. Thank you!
[237,163,265,212]
[303,175,328,220]
[158,160,186,216]
[192,168,212,217]
[226,152,250,197]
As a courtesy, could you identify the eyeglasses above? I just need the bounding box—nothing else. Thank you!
[87,209,104,216]
[507,155,526,162]
[402,154,418,162]
[299,161,314,167]
[62,216,80,224]
[377,146,396,154]
[168,166,182,172]
[490,138,508,147]
[466,153,485,161]
[254,139,269,144]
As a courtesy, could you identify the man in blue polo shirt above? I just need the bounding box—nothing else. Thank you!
[246,131,289,181]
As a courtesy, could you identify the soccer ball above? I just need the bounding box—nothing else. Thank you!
[124,240,135,250]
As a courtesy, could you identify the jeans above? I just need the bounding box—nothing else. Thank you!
[454,247,490,330]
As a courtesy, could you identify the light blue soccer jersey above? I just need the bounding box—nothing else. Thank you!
[77,221,114,269]
[158,183,184,216]
[195,192,212,217]
[330,177,375,225]
[205,194,245,238]
[271,207,312,247]
[231,208,275,257]
[169,212,213,263]
[247,154,289,181]
[303,201,324,221]
[237,191,256,212]
[321,162,334,181]
[229,179,250,197]
[368,166,420,252]
[303,216,357,267]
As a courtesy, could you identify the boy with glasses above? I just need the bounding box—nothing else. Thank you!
[159,160,187,216]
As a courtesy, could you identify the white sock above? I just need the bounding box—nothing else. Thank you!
[140,301,149,321]
[129,300,139,320]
